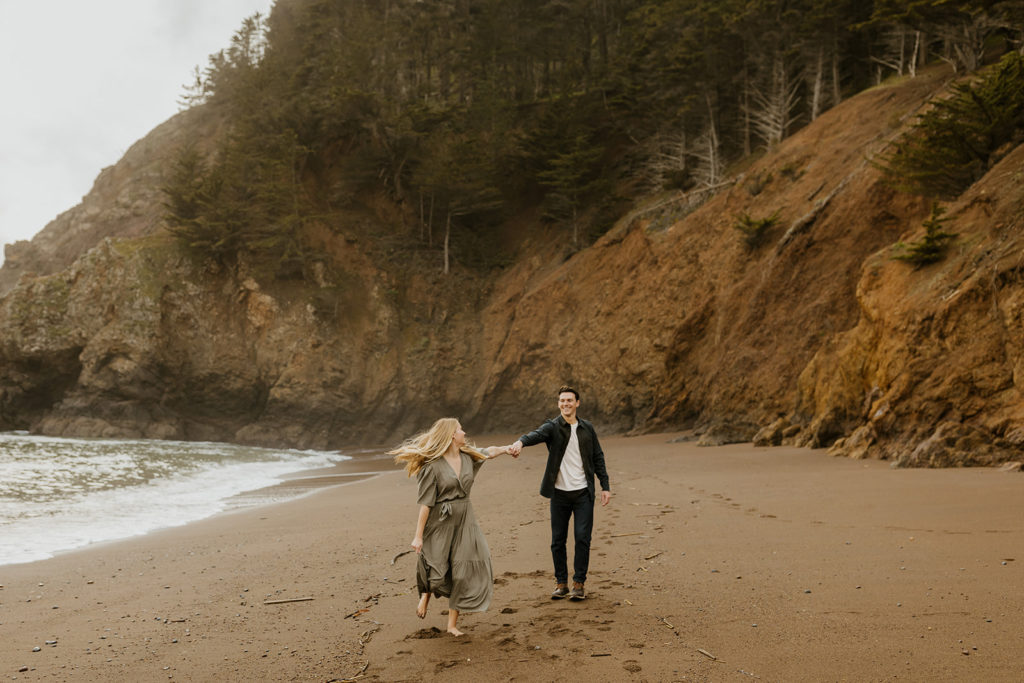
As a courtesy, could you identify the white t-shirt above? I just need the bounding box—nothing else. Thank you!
[555,422,588,491]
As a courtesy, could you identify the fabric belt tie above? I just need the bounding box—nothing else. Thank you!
[439,501,453,521]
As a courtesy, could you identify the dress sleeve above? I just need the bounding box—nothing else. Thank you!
[416,463,437,507]
[472,453,485,474]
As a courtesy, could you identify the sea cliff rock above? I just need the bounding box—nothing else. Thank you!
[0,67,1022,464]
[790,143,1024,467]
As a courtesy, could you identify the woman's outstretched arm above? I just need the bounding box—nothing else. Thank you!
[479,445,512,458]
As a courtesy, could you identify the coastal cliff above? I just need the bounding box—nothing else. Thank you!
[1,65,1022,465]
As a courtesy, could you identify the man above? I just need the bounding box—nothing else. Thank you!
[510,385,611,601]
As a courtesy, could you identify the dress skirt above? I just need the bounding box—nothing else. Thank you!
[416,496,493,613]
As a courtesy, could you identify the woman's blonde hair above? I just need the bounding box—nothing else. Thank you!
[390,417,486,476]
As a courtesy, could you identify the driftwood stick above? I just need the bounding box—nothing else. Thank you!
[659,616,675,629]
[344,607,371,619]
[611,532,644,538]
[697,648,718,661]
[391,549,413,565]
[644,551,663,560]
[335,660,369,682]
[263,597,314,605]
[590,653,612,657]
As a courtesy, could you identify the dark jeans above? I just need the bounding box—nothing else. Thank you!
[550,487,594,585]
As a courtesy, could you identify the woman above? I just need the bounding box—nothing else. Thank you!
[390,418,509,636]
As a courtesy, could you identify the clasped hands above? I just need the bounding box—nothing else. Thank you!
[487,440,524,458]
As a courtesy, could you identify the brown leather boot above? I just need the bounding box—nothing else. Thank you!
[551,583,569,599]
[569,582,585,600]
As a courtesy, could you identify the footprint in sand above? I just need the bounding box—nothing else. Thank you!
[623,660,642,672]
[406,627,445,640]
[434,660,462,672]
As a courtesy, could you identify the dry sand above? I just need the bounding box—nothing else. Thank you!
[1,434,1022,682]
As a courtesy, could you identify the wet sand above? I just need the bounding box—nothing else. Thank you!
[1,434,1022,681]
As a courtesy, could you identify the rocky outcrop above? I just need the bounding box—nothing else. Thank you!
[789,143,1024,466]
[0,232,486,447]
[0,108,214,296]
[0,66,1022,465]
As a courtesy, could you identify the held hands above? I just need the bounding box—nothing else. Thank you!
[485,442,522,459]
[411,536,423,554]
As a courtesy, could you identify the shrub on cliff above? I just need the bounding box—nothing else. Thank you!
[892,203,957,265]
[877,52,1024,199]
[734,210,780,249]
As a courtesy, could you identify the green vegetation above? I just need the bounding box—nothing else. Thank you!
[734,211,781,250]
[877,52,1024,199]
[161,0,1021,279]
[892,204,957,265]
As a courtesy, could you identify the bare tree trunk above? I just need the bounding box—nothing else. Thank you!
[832,37,842,106]
[909,31,921,77]
[742,68,751,157]
[428,192,435,247]
[571,204,578,248]
[810,44,825,121]
[695,92,721,187]
[898,29,906,75]
[750,53,801,148]
[443,210,451,274]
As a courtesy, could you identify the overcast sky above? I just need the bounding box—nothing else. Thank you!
[0,1,274,263]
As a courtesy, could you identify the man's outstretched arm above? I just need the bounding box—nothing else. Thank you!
[509,421,553,458]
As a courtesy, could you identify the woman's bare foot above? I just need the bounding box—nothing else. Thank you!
[447,608,462,635]
[416,593,430,619]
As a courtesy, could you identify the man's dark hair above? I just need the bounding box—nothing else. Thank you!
[558,385,579,400]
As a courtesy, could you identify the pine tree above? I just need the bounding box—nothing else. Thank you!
[877,51,1024,199]
[892,203,957,264]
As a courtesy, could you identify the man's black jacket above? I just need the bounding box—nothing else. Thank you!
[519,416,610,499]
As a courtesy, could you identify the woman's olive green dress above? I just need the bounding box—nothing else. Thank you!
[415,452,493,613]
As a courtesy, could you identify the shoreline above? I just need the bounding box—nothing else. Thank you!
[1,434,1022,681]
[0,439,399,570]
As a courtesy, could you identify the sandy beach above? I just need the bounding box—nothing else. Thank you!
[2,434,1022,682]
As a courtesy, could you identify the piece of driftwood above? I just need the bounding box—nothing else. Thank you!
[644,551,663,561]
[697,648,717,660]
[391,550,413,565]
[263,596,314,605]
[345,607,371,619]
[610,532,644,538]
[659,617,675,629]
[590,653,611,657]
[335,660,369,682]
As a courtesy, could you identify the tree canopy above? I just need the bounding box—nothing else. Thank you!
[162,0,1024,277]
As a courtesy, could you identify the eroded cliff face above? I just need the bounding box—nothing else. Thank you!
[0,232,495,448]
[472,70,953,438]
[1,67,1022,464]
[783,144,1024,466]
